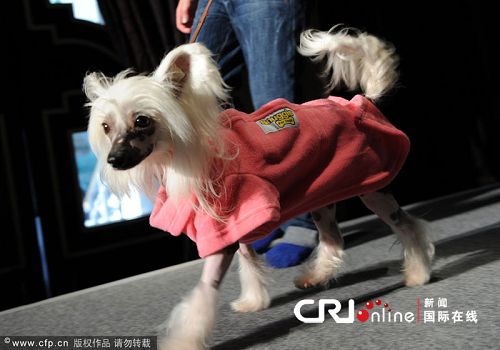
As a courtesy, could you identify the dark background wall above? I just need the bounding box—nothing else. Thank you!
[301,1,500,220]
[0,0,498,311]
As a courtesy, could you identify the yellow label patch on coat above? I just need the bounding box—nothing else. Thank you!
[256,108,299,134]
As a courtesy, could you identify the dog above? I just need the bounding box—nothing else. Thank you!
[83,26,434,350]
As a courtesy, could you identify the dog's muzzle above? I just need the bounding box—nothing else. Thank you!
[107,141,153,170]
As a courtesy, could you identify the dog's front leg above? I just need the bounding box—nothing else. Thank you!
[159,244,237,350]
[231,243,270,313]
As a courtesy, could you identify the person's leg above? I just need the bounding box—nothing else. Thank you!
[190,0,245,85]
[229,0,313,257]
[230,0,305,108]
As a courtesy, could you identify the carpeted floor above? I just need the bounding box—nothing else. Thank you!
[1,184,499,349]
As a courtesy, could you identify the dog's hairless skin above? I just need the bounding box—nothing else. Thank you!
[201,243,238,289]
[389,207,410,226]
[107,123,156,170]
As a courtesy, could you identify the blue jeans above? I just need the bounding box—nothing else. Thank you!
[191,0,304,109]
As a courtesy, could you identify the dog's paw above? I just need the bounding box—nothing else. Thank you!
[294,244,343,289]
[231,293,270,313]
[404,269,431,287]
[403,241,434,287]
[404,258,431,287]
[294,273,329,289]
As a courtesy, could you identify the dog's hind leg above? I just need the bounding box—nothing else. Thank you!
[359,191,434,287]
[159,245,237,350]
[294,204,344,289]
[231,243,271,313]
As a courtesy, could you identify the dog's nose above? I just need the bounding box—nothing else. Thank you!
[107,153,126,168]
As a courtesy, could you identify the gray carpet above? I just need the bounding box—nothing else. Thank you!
[1,184,500,350]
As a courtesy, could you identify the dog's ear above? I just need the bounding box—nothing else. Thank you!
[153,43,229,102]
[83,72,109,102]
[153,46,191,93]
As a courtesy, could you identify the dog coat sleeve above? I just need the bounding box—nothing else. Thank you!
[149,174,281,258]
[193,174,281,257]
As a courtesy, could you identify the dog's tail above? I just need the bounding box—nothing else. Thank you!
[298,26,399,101]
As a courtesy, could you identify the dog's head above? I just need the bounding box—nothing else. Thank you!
[83,43,228,197]
[83,47,191,171]
[84,70,167,171]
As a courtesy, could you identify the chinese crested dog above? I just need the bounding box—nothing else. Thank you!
[84,26,434,349]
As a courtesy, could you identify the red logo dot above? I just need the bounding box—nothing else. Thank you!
[384,303,389,308]
[375,299,382,305]
[357,309,370,323]
[366,301,374,310]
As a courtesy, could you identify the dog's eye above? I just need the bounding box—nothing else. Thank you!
[135,115,151,128]
[102,123,110,134]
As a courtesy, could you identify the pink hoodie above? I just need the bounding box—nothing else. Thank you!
[150,95,410,257]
